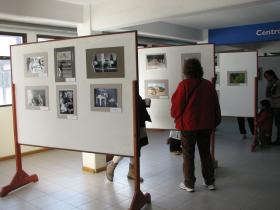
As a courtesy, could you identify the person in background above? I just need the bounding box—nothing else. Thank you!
[106,95,151,182]
[237,117,254,139]
[256,99,273,147]
[166,130,182,155]
[264,69,280,145]
[171,58,221,192]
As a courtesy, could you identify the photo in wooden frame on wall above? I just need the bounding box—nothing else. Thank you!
[90,84,122,112]
[227,70,248,86]
[145,79,169,99]
[25,86,49,110]
[54,46,76,82]
[146,53,166,70]
[56,85,77,119]
[86,47,125,78]
[24,52,48,77]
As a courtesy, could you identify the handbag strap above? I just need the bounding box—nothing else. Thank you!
[180,80,202,125]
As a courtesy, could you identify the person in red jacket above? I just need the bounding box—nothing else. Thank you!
[256,99,273,147]
[171,58,221,192]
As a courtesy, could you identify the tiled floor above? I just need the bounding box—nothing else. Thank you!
[1,117,280,210]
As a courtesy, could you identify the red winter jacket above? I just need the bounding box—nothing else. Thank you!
[171,78,221,131]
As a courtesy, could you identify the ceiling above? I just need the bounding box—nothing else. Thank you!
[55,0,280,30]
[164,1,280,30]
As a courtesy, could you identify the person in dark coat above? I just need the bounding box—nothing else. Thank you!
[171,58,221,192]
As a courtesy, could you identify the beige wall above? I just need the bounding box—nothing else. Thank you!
[0,23,76,159]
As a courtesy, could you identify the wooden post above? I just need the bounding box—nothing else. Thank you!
[1,84,38,197]
[129,81,151,210]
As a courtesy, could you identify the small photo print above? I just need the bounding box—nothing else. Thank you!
[92,52,117,72]
[24,52,48,77]
[25,86,49,110]
[146,54,166,70]
[90,84,122,112]
[54,47,75,82]
[86,47,124,78]
[56,85,77,119]
[145,80,169,99]
[227,71,247,86]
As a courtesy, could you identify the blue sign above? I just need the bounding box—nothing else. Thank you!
[209,21,280,45]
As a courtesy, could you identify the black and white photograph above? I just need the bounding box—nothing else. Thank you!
[90,84,122,112]
[25,86,49,110]
[146,53,166,70]
[56,85,77,119]
[54,47,76,82]
[24,52,48,77]
[92,52,117,72]
[86,47,124,78]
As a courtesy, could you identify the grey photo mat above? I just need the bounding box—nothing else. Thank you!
[90,84,122,112]
[86,46,125,79]
[54,46,76,82]
[24,52,48,77]
[25,86,49,110]
[56,85,77,119]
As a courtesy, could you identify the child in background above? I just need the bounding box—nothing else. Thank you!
[256,100,273,147]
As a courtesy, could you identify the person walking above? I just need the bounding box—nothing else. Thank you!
[171,58,221,192]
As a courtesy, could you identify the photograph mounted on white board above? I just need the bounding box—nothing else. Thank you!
[145,79,169,99]
[90,84,122,112]
[54,47,76,82]
[24,52,48,77]
[86,47,124,78]
[25,86,49,110]
[146,53,166,70]
[56,85,77,119]
[227,71,247,86]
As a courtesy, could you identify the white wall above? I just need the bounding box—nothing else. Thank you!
[217,52,257,117]
[0,24,77,159]
[91,0,265,30]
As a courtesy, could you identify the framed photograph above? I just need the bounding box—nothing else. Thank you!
[25,86,49,110]
[146,53,166,70]
[24,52,48,77]
[56,85,77,119]
[227,71,247,86]
[86,47,124,78]
[145,80,169,99]
[54,47,76,82]
[90,84,122,112]
[181,53,201,78]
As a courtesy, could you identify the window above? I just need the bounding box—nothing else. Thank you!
[0,32,26,106]
[37,35,69,42]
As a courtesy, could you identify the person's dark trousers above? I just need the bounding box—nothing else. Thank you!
[273,108,280,143]
[237,117,246,134]
[247,117,255,135]
[181,129,215,188]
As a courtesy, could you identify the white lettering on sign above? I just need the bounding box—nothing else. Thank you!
[256,29,280,36]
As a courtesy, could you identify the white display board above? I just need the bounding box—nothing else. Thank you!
[12,32,137,156]
[138,44,214,129]
[216,52,257,117]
